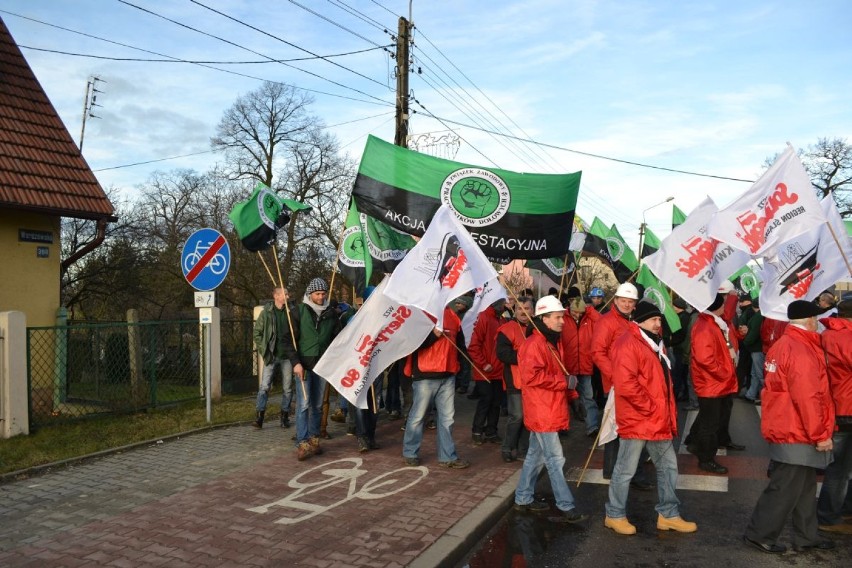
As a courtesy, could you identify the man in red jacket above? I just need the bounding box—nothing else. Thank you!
[513,296,587,523]
[469,299,506,444]
[562,296,601,437]
[687,292,744,474]
[743,300,835,554]
[496,296,534,462]
[604,301,697,535]
[817,299,852,534]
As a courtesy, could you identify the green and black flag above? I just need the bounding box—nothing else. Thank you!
[361,209,416,274]
[228,183,311,252]
[728,265,762,299]
[636,265,681,333]
[584,217,615,265]
[526,254,576,287]
[607,224,639,283]
[352,135,581,261]
[338,199,372,295]
[672,204,687,230]
[641,225,661,258]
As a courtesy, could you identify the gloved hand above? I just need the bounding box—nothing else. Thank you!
[566,374,578,390]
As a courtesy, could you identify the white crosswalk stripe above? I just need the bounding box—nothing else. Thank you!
[568,467,728,492]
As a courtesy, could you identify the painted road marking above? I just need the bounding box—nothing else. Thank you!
[568,467,728,492]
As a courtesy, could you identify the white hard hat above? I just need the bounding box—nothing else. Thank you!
[614,282,639,300]
[717,280,735,294]
[534,295,564,317]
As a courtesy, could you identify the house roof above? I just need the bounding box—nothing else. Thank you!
[0,17,115,221]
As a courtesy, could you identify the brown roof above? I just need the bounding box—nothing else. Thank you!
[0,17,114,221]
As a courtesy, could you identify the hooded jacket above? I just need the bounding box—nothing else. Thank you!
[518,327,577,432]
[404,307,461,380]
[820,317,852,427]
[591,307,632,392]
[496,319,528,392]
[560,306,599,375]
[468,305,504,381]
[610,324,678,440]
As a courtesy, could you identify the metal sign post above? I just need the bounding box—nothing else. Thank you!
[182,228,230,425]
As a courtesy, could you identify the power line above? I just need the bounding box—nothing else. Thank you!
[326,0,390,33]
[286,0,385,42]
[1,8,392,107]
[410,98,500,168]
[17,43,391,64]
[367,0,398,18]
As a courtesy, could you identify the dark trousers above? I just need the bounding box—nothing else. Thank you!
[745,461,821,547]
[737,349,752,391]
[355,387,378,442]
[455,348,472,391]
[502,391,529,455]
[472,380,504,437]
[692,395,733,462]
[385,362,402,413]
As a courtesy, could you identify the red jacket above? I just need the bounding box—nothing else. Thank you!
[690,313,738,398]
[760,318,788,354]
[591,307,632,392]
[611,324,678,440]
[404,308,460,378]
[761,325,835,444]
[519,329,577,432]
[496,319,527,391]
[561,306,599,375]
[468,306,504,381]
[820,317,852,419]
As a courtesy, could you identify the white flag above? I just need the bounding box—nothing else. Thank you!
[313,277,434,409]
[758,196,852,321]
[644,197,751,312]
[461,277,507,347]
[707,146,825,257]
[385,205,498,329]
[598,388,618,446]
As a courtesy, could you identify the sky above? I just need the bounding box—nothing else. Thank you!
[2,0,851,251]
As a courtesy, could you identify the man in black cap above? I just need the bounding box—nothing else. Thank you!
[739,295,764,403]
[744,300,835,554]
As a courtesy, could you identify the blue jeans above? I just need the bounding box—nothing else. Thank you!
[818,431,852,525]
[515,431,576,512]
[745,351,765,401]
[295,369,325,445]
[606,438,681,519]
[256,358,293,414]
[403,377,458,462]
[577,375,599,434]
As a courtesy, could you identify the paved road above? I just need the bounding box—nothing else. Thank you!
[460,398,850,567]
[0,393,518,567]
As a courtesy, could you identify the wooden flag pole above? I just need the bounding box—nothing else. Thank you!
[272,244,285,289]
[576,404,612,487]
[441,330,490,383]
[328,222,348,299]
[505,286,572,378]
[557,254,570,298]
[256,251,278,287]
[826,221,852,277]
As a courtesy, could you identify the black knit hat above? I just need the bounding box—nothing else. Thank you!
[633,300,663,323]
[707,293,725,312]
[787,300,825,320]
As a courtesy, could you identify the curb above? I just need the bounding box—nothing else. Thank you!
[0,421,247,485]
[409,469,520,568]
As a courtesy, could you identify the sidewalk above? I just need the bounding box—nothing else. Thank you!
[0,392,520,567]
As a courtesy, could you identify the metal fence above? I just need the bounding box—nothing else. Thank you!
[27,320,203,427]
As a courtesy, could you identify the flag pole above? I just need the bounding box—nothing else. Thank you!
[442,331,490,383]
[576,403,612,487]
[557,254,570,297]
[328,217,348,299]
[505,286,572,378]
[826,221,852,277]
[256,251,278,287]
[272,244,285,289]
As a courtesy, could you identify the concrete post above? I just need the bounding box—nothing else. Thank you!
[0,311,29,437]
[126,309,143,407]
[209,307,221,401]
[54,307,68,407]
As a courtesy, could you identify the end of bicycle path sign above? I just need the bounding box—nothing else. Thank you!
[181,228,231,291]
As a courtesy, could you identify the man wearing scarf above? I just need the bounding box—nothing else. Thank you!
[604,301,697,535]
[743,300,835,554]
[687,290,745,474]
[295,277,341,460]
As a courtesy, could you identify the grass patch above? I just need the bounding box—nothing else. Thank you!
[0,393,258,476]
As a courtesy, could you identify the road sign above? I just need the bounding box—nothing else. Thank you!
[194,291,216,308]
[181,228,231,291]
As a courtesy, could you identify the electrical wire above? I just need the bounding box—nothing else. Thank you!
[368,0,398,18]
[287,0,385,42]
[326,0,390,33]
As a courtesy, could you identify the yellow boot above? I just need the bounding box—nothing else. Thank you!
[605,516,637,535]
[657,515,697,532]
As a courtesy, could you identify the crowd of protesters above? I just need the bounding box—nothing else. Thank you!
[252,275,852,551]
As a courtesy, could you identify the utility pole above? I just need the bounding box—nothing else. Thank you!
[394,16,411,148]
[79,75,104,151]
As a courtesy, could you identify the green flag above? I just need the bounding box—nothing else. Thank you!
[672,204,687,230]
[641,225,661,258]
[361,210,416,274]
[607,224,639,283]
[526,254,577,288]
[845,219,852,237]
[728,265,762,299]
[228,183,311,252]
[585,217,615,265]
[338,199,372,295]
[637,265,681,333]
[352,135,581,261]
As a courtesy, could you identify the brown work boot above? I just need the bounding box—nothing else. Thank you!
[296,441,313,461]
[657,514,697,532]
[330,409,346,423]
[605,516,637,535]
[309,436,323,455]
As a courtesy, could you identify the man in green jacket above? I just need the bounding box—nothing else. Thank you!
[252,287,302,429]
[296,277,341,460]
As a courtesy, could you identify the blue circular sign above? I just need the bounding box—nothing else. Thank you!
[181,228,231,291]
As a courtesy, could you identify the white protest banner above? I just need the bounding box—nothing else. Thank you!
[313,277,434,409]
[644,197,750,312]
[385,205,497,329]
[461,277,507,347]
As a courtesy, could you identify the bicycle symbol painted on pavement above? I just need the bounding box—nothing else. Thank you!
[183,240,227,275]
[247,458,428,525]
